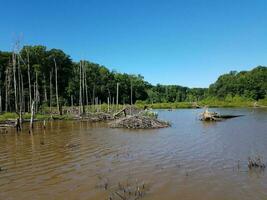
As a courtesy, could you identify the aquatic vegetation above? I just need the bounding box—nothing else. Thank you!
[248,156,266,169]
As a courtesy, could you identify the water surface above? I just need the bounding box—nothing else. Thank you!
[0,108,267,200]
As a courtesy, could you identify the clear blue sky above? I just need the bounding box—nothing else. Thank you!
[1,0,267,88]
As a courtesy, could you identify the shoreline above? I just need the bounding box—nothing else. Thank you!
[0,104,266,126]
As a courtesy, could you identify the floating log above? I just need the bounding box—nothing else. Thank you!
[217,114,244,119]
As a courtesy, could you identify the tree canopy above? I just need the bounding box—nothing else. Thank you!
[0,45,266,112]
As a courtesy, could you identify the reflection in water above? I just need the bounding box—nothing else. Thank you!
[0,108,266,200]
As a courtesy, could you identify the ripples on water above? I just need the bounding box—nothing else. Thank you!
[0,108,266,200]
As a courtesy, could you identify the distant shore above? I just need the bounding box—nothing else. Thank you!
[0,100,266,124]
[135,100,267,109]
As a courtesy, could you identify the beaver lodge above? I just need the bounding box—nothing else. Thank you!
[200,108,243,121]
[110,108,170,129]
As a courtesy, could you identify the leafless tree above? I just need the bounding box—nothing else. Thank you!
[53,58,59,114]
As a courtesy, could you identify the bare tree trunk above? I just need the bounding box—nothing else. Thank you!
[130,80,133,115]
[33,81,36,108]
[12,52,18,112]
[5,67,10,112]
[17,57,23,126]
[71,95,73,108]
[43,74,48,102]
[26,49,32,112]
[82,61,85,113]
[116,82,119,111]
[107,88,111,103]
[35,72,39,113]
[16,53,26,113]
[112,97,114,112]
[21,73,25,113]
[49,70,53,113]
[6,64,12,112]
[79,61,83,115]
[5,75,8,112]
[95,97,98,112]
[85,69,88,106]
[130,80,133,106]
[30,100,35,129]
[107,97,110,112]
[86,85,89,106]
[82,61,85,100]
[53,58,59,114]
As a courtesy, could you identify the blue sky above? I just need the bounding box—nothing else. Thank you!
[1,0,267,87]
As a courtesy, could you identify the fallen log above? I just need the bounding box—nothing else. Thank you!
[217,114,244,119]
[113,107,127,118]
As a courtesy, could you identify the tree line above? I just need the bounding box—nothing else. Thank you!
[208,67,267,100]
[0,44,266,113]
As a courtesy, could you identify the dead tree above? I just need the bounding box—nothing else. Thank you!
[49,70,53,113]
[17,55,23,126]
[17,52,29,113]
[79,61,83,115]
[35,71,39,113]
[84,67,89,106]
[26,48,32,112]
[20,71,25,112]
[82,61,85,113]
[12,52,18,112]
[53,58,59,114]
[107,97,110,112]
[130,79,133,115]
[71,95,73,108]
[116,82,119,111]
[5,64,12,112]
[43,74,48,102]
[112,97,115,112]
[30,100,35,129]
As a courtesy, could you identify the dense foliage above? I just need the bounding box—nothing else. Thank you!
[0,45,266,112]
[208,67,267,100]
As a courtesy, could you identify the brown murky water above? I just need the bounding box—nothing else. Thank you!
[0,108,267,200]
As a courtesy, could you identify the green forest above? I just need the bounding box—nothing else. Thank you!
[0,45,267,113]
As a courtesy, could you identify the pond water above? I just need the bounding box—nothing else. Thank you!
[0,108,267,200]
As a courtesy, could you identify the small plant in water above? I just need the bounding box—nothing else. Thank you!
[248,156,266,169]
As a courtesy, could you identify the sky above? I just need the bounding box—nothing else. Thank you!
[1,0,267,88]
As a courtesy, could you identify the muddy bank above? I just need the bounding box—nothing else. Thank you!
[0,106,168,130]
[0,120,17,127]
